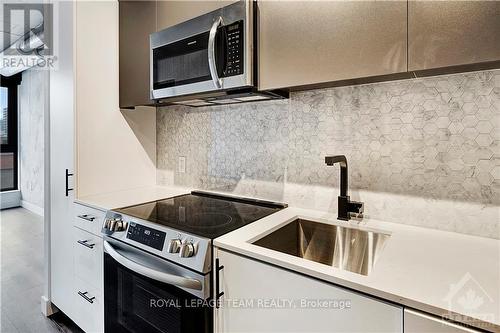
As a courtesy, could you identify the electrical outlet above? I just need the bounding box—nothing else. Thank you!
[178,156,186,173]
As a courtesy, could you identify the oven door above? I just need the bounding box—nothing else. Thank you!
[103,238,212,333]
[150,0,252,100]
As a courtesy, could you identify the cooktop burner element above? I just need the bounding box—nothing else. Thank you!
[114,191,287,239]
[103,191,287,275]
[188,213,233,229]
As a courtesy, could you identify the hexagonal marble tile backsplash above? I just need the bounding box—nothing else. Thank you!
[157,69,500,208]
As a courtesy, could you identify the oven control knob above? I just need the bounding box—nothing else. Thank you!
[102,218,115,235]
[114,220,127,232]
[179,242,195,258]
[109,219,117,231]
[167,239,182,253]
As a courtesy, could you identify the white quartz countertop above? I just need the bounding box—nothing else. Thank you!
[75,187,499,331]
[214,207,500,332]
[74,185,190,211]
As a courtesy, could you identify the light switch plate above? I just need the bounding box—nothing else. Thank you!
[178,156,186,173]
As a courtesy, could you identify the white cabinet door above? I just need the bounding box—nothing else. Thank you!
[404,309,481,333]
[49,0,76,318]
[214,248,403,333]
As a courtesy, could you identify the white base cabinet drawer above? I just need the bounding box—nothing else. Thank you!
[214,248,403,333]
[74,202,105,236]
[73,227,103,290]
[71,223,104,332]
[73,277,104,333]
[404,309,481,333]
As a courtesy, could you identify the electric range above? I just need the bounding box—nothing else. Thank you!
[101,190,286,333]
[103,190,287,275]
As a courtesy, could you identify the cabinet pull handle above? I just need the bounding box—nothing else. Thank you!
[65,169,74,197]
[215,258,224,309]
[77,214,95,222]
[77,239,95,249]
[78,291,95,304]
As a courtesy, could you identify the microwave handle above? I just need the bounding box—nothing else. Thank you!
[208,16,223,89]
[103,240,203,291]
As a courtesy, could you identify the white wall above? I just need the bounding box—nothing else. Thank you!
[18,69,48,215]
[75,1,156,199]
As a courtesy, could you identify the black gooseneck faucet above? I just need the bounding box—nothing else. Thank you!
[325,155,364,221]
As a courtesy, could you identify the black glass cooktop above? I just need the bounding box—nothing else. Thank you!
[115,191,287,239]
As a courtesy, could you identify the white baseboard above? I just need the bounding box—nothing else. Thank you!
[0,190,21,209]
[21,200,44,217]
[40,295,58,317]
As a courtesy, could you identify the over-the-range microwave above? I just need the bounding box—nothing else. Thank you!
[150,0,287,107]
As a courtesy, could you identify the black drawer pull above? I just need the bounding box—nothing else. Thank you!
[215,258,224,309]
[77,214,96,222]
[77,239,95,249]
[78,291,95,304]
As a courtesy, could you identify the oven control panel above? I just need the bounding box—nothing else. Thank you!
[127,223,166,251]
[102,211,212,274]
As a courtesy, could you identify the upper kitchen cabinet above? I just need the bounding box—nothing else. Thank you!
[156,0,237,31]
[257,1,407,90]
[408,1,500,71]
[119,0,156,108]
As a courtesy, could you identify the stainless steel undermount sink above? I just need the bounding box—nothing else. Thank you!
[252,218,390,276]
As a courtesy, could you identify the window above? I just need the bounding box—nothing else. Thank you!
[0,74,22,192]
[1,88,8,145]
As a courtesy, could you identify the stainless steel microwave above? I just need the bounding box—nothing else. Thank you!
[150,1,255,103]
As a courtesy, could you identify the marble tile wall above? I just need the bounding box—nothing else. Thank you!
[19,69,47,211]
[157,69,500,239]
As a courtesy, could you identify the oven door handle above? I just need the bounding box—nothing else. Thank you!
[208,16,223,89]
[103,240,203,290]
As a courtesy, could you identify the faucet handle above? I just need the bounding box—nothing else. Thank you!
[325,155,347,167]
[348,200,364,219]
[349,200,364,213]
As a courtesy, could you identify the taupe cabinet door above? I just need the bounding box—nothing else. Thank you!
[157,0,237,31]
[257,1,407,90]
[119,1,156,108]
[408,1,500,71]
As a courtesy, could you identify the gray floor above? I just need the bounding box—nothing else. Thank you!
[0,208,66,333]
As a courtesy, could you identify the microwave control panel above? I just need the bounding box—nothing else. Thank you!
[224,20,244,77]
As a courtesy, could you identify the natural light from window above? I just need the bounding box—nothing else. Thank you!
[0,88,7,145]
[0,87,16,191]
